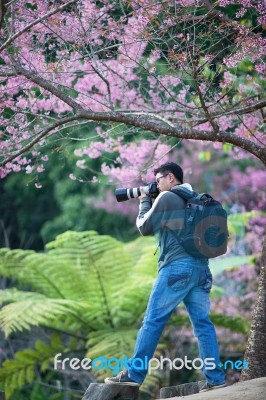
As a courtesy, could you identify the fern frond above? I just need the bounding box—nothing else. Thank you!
[0,248,34,279]
[0,288,47,305]
[0,299,89,337]
[124,236,156,266]
[83,328,137,381]
[86,328,137,360]
[0,231,155,334]
[0,334,64,400]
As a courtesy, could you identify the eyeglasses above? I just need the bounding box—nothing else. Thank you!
[156,173,169,184]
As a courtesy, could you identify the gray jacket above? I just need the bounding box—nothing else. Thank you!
[136,183,193,270]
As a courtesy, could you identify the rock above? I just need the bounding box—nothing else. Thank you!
[157,377,266,400]
[160,380,205,398]
[82,383,139,400]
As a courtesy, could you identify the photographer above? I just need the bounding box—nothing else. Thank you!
[105,162,226,392]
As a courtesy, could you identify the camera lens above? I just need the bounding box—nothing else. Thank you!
[115,188,129,202]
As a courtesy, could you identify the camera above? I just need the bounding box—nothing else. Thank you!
[115,182,159,202]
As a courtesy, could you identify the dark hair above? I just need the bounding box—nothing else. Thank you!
[154,162,183,184]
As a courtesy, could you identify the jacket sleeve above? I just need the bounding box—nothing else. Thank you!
[136,192,167,236]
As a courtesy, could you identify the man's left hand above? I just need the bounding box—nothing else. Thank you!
[138,187,149,200]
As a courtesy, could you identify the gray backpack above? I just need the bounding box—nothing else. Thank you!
[171,187,228,259]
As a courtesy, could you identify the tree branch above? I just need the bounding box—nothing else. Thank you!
[192,99,266,126]
[90,60,114,111]
[192,55,220,134]
[2,111,265,167]
[13,64,84,112]
[1,115,81,166]
[202,0,246,31]
[118,99,266,121]
[0,0,79,53]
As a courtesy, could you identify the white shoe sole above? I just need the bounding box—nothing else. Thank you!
[104,377,140,387]
[200,383,227,392]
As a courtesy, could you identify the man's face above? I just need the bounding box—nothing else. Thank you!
[155,172,176,192]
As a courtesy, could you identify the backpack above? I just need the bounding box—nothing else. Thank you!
[170,187,228,259]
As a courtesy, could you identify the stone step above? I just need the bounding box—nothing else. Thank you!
[160,380,206,398]
[157,377,266,400]
[82,383,139,400]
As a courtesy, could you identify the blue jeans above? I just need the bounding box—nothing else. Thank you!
[127,257,225,385]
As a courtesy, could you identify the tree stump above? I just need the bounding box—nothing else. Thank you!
[82,383,139,400]
[160,380,205,398]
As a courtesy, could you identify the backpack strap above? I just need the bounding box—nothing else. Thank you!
[170,186,197,200]
[196,193,214,202]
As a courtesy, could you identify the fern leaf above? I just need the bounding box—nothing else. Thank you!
[0,299,89,337]
[0,288,46,305]
[0,334,64,399]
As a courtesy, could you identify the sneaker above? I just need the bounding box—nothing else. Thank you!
[199,381,227,392]
[104,370,140,387]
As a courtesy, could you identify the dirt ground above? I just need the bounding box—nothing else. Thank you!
[158,377,266,400]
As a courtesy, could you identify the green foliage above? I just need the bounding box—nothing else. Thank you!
[210,255,255,277]
[0,334,64,400]
[228,211,264,237]
[0,231,254,398]
[0,135,135,250]
[170,312,249,335]
[210,314,250,335]
[0,232,156,336]
[0,231,158,397]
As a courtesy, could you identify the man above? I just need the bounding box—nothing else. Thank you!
[105,162,226,391]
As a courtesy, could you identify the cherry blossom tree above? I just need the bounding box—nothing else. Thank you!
[0,0,265,380]
[0,0,265,174]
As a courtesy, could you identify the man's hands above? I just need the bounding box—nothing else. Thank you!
[138,186,149,200]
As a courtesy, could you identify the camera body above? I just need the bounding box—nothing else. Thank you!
[115,181,159,202]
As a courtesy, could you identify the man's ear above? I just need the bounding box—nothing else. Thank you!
[168,172,175,182]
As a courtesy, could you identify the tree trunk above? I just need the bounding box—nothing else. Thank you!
[240,234,266,380]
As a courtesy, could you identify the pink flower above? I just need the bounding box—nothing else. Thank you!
[255,63,265,74]
[69,174,77,181]
[37,165,45,173]
[26,165,34,174]
[0,167,8,179]
[74,149,84,157]
[76,160,87,169]
[12,165,21,172]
